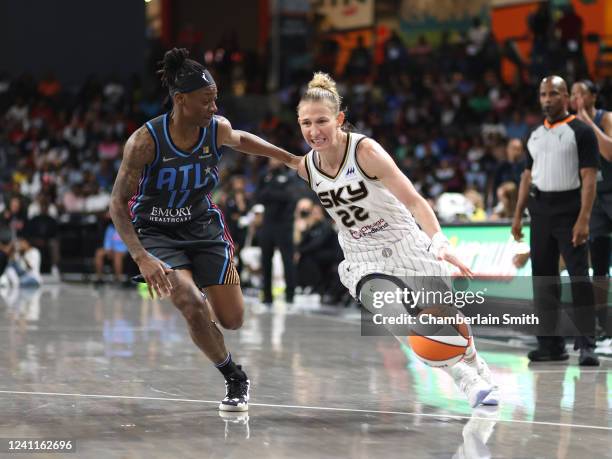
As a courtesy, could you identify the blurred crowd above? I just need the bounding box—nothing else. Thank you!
[0,4,610,299]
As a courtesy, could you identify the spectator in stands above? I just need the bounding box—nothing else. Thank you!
[238,204,265,288]
[436,192,474,222]
[5,96,29,127]
[380,31,408,84]
[529,2,553,48]
[9,237,42,288]
[482,113,507,141]
[481,32,502,79]
[466,17,489,59]
[61,184,85,213]
[95,159,116,192]
[83,182,111,214]
[97,132,121,161]
[224,175,252,270]
[464,189,487,222]
[315,37,340,76]
[24,196,59,276]
[555,3,586,78]
[93,222,128,285]
[19,167,41,200]
[295,204,342,302]
[435,158,464,193]
[345,36,372,81]
[1,195,28,236]
[37,72,62,99]
[256,157,298,305]
[464,137,487,190]
[491,138,526,199]
[490,181,518,221]
[62,114,87,150]
[27,193,58,219]
[0,230,12,283]
[504,110,529,139]
[528,2,554,79]
[466,17,490,77]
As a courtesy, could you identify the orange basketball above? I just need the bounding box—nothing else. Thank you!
[407,306,472,368]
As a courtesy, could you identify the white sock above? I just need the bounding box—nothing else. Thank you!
[463,340,478,367]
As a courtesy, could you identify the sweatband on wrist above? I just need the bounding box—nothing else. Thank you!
[430,231,450,254]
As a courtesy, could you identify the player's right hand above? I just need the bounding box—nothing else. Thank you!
[136,254,173,298]
[511,217,523,242]
[512,252,530,268]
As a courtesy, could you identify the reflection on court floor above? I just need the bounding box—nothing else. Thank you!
[0,285,609,458]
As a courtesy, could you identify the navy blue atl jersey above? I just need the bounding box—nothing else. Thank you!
[130,113,223,227]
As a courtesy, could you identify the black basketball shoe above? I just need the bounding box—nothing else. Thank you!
[219,366,250,412]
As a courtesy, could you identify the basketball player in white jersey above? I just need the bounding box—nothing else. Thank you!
[295,73,499,407]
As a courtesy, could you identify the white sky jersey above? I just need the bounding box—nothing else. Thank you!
[304,133,450,297]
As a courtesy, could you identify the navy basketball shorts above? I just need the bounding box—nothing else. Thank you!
[136,218,239,289]
[590,192,612,238]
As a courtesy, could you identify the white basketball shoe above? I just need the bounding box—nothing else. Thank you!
[451,362,493,408]
[471,356,499,406]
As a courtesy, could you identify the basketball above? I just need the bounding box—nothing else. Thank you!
[407,305,472,367]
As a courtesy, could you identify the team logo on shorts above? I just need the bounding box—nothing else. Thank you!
[382,248,393,258]
[150,205,193,223]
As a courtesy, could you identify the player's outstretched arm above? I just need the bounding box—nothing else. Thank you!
[355,139,472,277]
[215,116,301,169]
[575,97,612,161]
[109,127,173,298]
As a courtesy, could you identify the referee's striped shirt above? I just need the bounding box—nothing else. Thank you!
[525,114,599,191]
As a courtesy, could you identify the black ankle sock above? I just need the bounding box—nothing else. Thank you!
[215,353,246,380]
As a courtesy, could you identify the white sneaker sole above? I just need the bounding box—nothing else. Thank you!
[481,389,499,406]
[471,388,492,408]
[219,402,249,412]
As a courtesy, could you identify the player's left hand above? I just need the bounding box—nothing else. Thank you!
[287,155,301,170]
[437,245,474,278]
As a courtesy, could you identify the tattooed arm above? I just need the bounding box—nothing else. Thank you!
[110,126,173,297]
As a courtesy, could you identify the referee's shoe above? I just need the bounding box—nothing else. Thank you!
[577,347,600,366]
[527,348,569,362]
[527,347,599,366]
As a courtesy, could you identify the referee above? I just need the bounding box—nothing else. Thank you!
[512,75,600,366]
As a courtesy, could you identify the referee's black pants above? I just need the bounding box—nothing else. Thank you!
[528,190,596,351]
[260,225,295,304]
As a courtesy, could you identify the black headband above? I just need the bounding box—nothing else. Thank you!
[171,69,216,96]
[581,79,598,95]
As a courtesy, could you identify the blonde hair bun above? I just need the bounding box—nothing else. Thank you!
[298,72,342,115]
[308,72,339,96]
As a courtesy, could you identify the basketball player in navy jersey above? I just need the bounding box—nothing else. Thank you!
[571,80,612,338]
[110,48,300,411]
